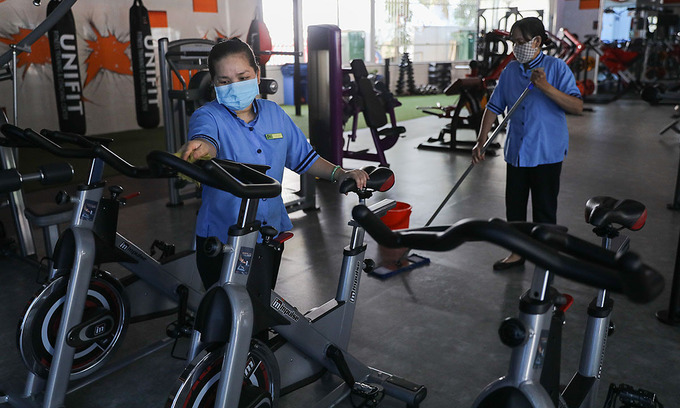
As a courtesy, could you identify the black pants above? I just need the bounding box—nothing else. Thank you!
[505,162,562,224]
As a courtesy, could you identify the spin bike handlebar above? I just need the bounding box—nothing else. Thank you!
[146,151,281,199]
[0,124,281,200]
[351,205,664,304]
[339,166,395,195]
[0,124,37,148]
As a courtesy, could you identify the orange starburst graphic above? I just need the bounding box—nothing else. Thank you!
[0,28,51,78]
[213,29,227,40]
[83,23,131,87]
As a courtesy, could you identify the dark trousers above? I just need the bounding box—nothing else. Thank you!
[505,162,562,224]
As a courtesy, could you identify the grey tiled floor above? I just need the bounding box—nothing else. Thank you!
[1,97,680,407]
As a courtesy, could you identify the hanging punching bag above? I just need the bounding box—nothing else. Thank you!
[47,0,86,135]
[247,18,273,66]
[130,0,160,129]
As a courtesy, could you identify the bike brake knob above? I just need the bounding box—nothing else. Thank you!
[204,237,223,257]
[498,317,528,348]
[55,190,71,205]
[363,258,376,273]
[108,185,124,199]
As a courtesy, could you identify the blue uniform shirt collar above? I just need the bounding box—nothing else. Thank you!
[521,52,545,71]
[223,99,260,126]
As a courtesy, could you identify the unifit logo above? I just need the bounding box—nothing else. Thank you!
[271,298,299,322]
[53,33,84,116]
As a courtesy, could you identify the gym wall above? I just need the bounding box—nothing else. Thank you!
[0,0,256,135]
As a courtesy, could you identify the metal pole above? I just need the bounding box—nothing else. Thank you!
[668,146,680,210]
[158,38,181,207]
[293,0,302,116]
[425,83,533,227]
[656,227,680,325]
[12,45,18,126]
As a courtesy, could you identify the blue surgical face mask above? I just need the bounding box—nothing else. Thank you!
[215,78,259,111]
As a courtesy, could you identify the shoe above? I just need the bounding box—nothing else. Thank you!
[493,257,525,271]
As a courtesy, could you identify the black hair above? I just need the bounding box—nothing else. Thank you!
[510,17,551,46]
[208,37,259,78]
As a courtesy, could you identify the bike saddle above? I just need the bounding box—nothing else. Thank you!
[585,196,647,231]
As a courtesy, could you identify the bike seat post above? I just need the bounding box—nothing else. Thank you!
[87,156,105,185]
[349,196,368,250]
[507,265,555,384]
[212,196,262,408]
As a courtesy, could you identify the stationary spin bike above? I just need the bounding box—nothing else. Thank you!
[350,199,663,408]
[0,125,204,408]
[164,165,427,408]
[471,196,649,408]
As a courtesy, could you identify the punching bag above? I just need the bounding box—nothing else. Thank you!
[47,0,86,135]
[247,18,273,67]
[130,0,160,129]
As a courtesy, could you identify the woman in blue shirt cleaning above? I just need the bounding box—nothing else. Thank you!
[472,17,583,270]
[179,38,368,288]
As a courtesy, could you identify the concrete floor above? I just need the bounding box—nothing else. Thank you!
[1,97,680,407]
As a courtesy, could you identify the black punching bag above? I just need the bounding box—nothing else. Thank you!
[130,0,159,129]
[47,0,86,135]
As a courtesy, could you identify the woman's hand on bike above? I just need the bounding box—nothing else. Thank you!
[337,168,370,190]
[179,138,217,162]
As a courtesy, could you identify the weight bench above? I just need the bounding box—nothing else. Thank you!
[417,77,500,155]
[343,59,405,167]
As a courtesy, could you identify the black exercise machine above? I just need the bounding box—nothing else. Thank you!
[342,59,406,167]
[416,77,500,154]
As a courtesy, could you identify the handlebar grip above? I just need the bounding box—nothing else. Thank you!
[530,225,665,302]
[0,169,21,193]
[40,129,93,147]
[22,128,94,159]
[352,204,402,247]
[0,124,35,148]
[92,145,154,178]
[146,151,281,199]
[201,160,281,198]
[39,162,74,185]
[531,225,616,267]
[40,129,114,147]
[339,166,395,194]
[612,251,665,304]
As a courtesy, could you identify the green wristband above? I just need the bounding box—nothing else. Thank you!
[330,165,342,182]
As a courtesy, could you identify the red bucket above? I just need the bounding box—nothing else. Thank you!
[380,202,412,230]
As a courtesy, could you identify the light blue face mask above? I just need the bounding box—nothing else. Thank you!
[215,78,259,111]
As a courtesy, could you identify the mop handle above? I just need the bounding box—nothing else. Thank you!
[425,83,534,227]
[480,83,534,155]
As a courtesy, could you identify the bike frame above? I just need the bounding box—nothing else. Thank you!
[7,148,203,408]
[178,191,426,408]
[472,234,629,408]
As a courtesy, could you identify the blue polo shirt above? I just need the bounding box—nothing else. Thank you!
[188,99,319,242]
[487,53,581,167]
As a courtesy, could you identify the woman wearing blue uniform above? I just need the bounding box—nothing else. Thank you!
[472,17,583,270]
[179,38,368,288]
